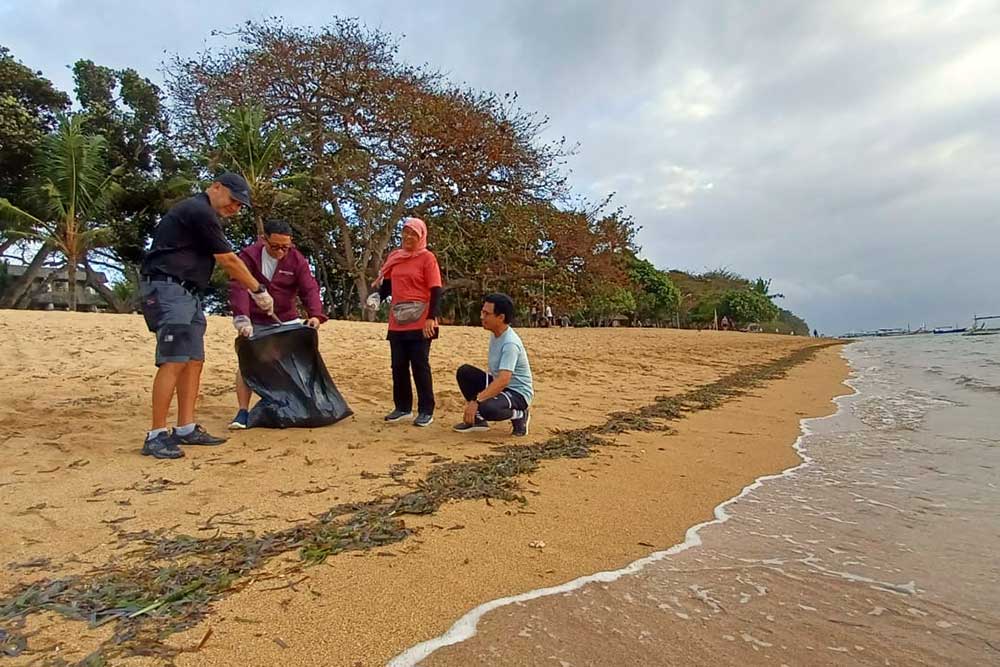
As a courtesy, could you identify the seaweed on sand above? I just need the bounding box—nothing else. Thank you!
[0,343,838,664]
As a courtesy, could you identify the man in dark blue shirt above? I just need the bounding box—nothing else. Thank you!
[139,173,276,459]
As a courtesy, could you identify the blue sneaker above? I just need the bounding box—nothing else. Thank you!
[413,413,434,427]
[228,409,249,430]
[141,431,184,459]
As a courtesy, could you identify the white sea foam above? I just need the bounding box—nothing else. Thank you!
[388,351,860,666]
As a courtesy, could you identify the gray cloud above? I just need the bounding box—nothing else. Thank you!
[3,0,998,333]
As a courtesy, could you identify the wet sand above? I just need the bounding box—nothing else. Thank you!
[0,311,846,665]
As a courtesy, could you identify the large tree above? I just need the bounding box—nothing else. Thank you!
[71,59,191,307]
[718,288,780,326]
[0,46,71,206]
[166,19,568,314]
[629,256,680,325]
[0,115,118,311]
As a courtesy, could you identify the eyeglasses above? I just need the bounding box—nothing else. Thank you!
[268,242,293,252]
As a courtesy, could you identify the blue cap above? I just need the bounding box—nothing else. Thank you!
[216,172,252,207]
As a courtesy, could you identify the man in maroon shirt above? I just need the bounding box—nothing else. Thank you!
[227,220,328,428]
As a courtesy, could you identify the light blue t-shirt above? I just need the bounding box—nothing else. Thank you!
[488,326,534,404]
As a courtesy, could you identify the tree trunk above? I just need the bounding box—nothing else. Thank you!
[0,243,54,308]
[356,275,376,322]
[340,275,351,318]
[66,259,79,312]
[83,260,131,313]
[254,211,265,239]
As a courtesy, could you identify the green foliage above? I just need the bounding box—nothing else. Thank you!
[110,276,138,307]
[718,289,779,325]
[71,59,188,274]
[688,293,723,324]
[758,307,810,335]
[581,285,636,324]
[0,46,71,201]
[750,276,784,300]
[629,256,680,323]
[208,105,302,239]
[0,114,118,310]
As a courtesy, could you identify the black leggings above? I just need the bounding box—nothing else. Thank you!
[390,337,434,414]
[456,364,527,421]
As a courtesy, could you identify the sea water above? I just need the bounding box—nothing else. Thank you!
[394,335,1000,666]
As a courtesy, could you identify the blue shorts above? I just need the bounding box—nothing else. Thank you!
[140,280,207,366]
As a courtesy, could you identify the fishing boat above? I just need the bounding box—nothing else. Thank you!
[963,315,1000,336]
[933,325,967,334]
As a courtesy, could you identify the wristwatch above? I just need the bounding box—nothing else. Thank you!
[252,284,266,294]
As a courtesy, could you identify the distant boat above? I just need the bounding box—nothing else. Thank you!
[875,327,907,337]
[933,326,967,334]
[963,315,1000,336]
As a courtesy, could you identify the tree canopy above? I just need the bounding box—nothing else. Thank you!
[0,26,809,333]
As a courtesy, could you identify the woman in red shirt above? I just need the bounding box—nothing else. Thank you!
[371,218,442,427]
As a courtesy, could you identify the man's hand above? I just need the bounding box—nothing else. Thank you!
[250,288,275,315]
[233,315,253,338]
[423,318,438,339]
[306,317,321,329]
[463,400,479,425]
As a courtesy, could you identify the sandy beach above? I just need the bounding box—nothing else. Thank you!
[0,311,848,665]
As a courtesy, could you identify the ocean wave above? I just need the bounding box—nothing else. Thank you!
[951,375,1000,395]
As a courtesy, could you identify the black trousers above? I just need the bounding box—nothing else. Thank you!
[390,336,434,414]
[456,364,528,422]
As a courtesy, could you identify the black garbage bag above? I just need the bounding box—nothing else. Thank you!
[235,324,353,428]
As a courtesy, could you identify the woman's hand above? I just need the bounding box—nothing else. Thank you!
[423,318,439,339]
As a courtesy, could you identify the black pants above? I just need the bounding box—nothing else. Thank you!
[390,336,434,414]
[456,364,528,422]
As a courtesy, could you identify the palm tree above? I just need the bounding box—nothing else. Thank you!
[750,277,784,301]
[0,114,118,311]
[208,105,301,237]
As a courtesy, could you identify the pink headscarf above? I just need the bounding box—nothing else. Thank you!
[375,217,429,285]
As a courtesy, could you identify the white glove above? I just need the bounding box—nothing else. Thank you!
[233,315,253,337]
[250,288,275,315]
[366,292,381,309]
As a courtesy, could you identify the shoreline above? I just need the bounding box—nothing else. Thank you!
[0,313,849,666]
[415,335,1000,667]
[392,347,856,666]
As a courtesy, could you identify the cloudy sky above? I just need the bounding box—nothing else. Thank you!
[3,0,998,333]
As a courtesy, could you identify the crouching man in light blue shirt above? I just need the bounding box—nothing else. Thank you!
[453,293,534,437]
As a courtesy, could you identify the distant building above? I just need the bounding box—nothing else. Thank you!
[4,265,110,311]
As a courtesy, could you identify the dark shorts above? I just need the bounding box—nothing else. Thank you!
[140,280,207,366]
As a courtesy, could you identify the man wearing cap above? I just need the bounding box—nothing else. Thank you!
[139,173,276,459]
[227,219,328,429]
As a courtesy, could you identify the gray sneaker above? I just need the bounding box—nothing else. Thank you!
[512,409,530,437]
[175,424,227,446]
[453,418,489,433]
[141,431,184,459]
[384,409,413,423]
[413,413,434,427]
